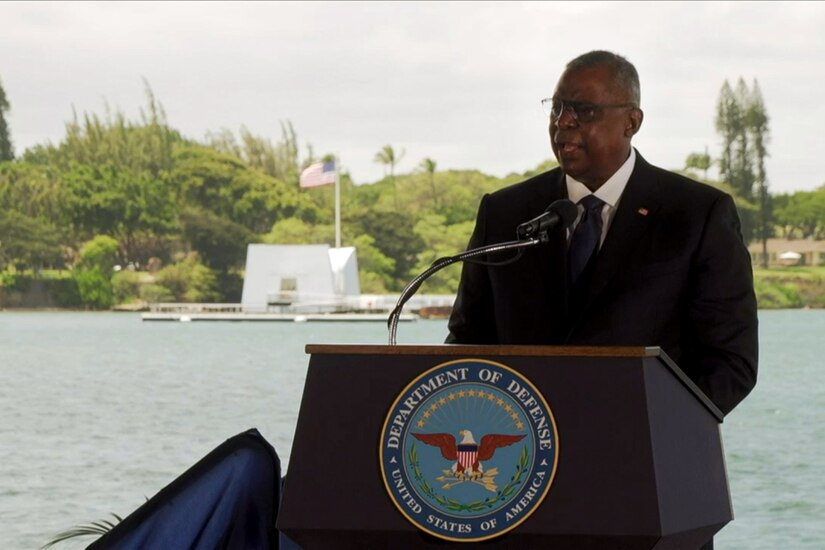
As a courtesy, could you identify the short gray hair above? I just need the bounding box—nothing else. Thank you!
[566,50,641,107]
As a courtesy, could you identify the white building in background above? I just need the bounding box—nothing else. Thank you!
[144,243,454,320]
[240,244,360,313]
[328,247,361,296]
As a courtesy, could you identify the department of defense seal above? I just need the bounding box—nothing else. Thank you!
[379,359,559,542]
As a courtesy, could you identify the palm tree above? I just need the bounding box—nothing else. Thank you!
[42,514,122,548]
[374,145,405,210]
[419,157,438,209]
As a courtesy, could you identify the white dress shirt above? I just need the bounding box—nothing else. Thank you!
[565,148,636,247]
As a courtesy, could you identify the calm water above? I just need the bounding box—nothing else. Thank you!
[0,311,823,549]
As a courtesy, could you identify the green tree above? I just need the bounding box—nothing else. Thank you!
[715,80,739,192]
[179,207,254,272]
[432,170,502,224]
[0,77,12,161]
[0,211,63,270]
[349,210,424,289]
[732,78,755,200]
[773,187,825,239]
[684,149,712,180]
[172,146,251,219]
[263,218,335,245]
[509,159,560,181]
[232,167,307,234]
[412,214,475,293]
[77,235,120,272]
[418,157,439,209]
[171,145,306,234]
[746,79,771,266]
[206,121,301,184]
[17,86,186,266]
[374,145,405,210]
[715,78,755,203]
[715,77,771,242]
[0,162,67,223]
[25,84,182,177]
[74,268,114,309]
[74,235,120,309]
[112,270,144,304]
[62,164,177,264]
[0,162,69,271]
[153,253,220,302]
[351,234,396,293]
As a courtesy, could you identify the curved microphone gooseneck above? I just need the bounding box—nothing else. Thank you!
[387,199,578,345]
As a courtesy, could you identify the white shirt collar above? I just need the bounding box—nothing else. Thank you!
[565,147,636,208]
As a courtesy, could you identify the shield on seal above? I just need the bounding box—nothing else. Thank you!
[457,444,478,470]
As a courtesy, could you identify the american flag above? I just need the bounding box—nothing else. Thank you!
[299,161,336,188]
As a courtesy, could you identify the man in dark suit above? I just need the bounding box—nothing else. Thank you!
[446,52,757,547]
[447,50,757,415]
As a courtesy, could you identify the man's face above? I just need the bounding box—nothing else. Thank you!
[549,64,642,190]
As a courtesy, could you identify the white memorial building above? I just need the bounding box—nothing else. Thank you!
[240,244,360,313]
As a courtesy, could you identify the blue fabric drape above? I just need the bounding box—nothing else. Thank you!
[88,429,280,550]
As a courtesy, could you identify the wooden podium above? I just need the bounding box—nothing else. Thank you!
[277,345,730,549]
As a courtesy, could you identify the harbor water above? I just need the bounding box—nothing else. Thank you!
[1,311,823,548]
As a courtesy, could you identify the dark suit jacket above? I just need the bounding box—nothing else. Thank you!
[446,152,758,415]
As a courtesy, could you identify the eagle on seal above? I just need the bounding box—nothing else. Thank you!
[412,430,525,479]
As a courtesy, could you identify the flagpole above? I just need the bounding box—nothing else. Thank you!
[334,155,341,249]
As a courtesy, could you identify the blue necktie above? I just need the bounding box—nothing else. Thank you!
[568,195,605,285]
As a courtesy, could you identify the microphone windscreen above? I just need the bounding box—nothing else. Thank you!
[547,199,579,229]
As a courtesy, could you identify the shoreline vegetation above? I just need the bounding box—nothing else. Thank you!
[1,90,824,312]
[1,267,823,311]
[752,266,825,309]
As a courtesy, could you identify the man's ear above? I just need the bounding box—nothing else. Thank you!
[625,108,644,137]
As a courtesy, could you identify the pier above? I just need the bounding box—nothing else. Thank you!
[140,294,454,322]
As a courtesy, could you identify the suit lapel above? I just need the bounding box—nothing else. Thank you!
[567,154,661,336]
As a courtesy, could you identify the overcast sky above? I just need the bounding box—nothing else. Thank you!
[2,1,824,193]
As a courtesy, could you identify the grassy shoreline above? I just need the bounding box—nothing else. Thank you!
[753,266,825,309]
[3,267,824,311]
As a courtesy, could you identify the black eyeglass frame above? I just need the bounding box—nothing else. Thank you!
[541,98,638,123]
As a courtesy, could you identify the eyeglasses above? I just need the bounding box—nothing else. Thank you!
[541,98,637,123]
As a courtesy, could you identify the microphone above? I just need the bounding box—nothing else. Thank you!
[516,199,578,240]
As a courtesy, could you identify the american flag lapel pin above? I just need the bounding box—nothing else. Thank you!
[638,207,649,216]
